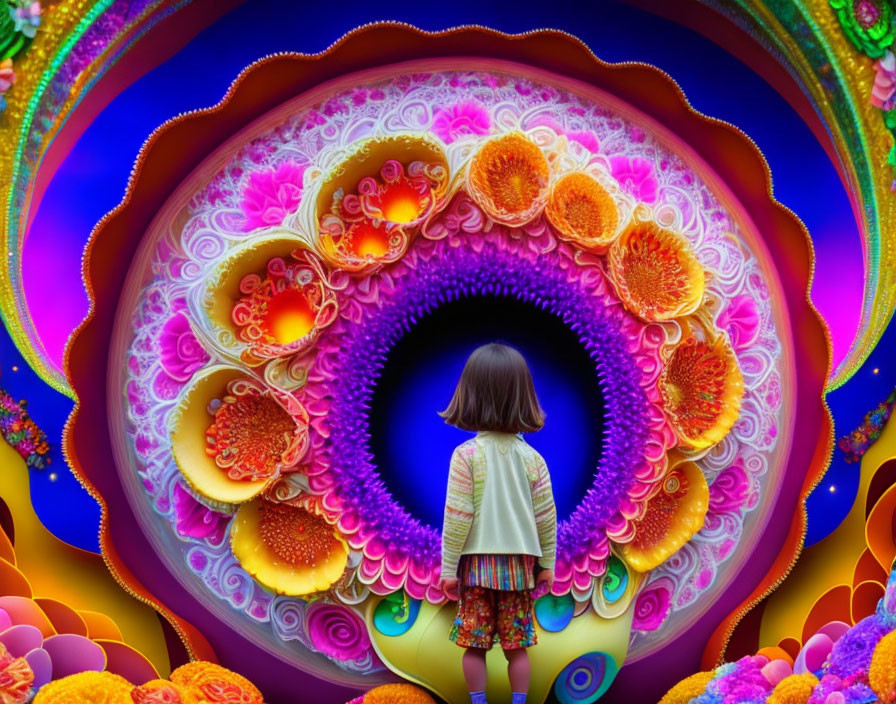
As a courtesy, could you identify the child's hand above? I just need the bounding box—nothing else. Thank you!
[440,576,459,601]
[536,568,554,590]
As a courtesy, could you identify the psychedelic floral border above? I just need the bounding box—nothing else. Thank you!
[119,67,781,673]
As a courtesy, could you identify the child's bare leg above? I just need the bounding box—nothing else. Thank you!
[504,647,530,695]
[462,647,488,692]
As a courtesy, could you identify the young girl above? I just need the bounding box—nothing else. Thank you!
[439,342,557,704]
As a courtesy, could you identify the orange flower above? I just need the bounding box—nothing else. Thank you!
[0,655,33,704]
[130,680,190,703]
[170,369,308,505]
[169,663,262,704]
[607,217,705,321]
[468,133,550,226]
[205,381,300,482]
[545,172,620,250]
[660,335,744,450]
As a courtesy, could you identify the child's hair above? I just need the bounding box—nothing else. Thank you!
[439,342,545,434]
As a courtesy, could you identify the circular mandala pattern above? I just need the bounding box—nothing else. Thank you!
[90,53,807,695]
[373,592,421,637]
[534,593,576,632]
[601,556,629,603]
[554,652,618,704]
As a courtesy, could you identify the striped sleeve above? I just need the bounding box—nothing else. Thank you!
[530,455,557,569]
[440,445,475,579]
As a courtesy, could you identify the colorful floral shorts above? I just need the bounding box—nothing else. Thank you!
[449,585,536,650]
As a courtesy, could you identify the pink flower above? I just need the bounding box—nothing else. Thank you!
[631,578,673,631]
[708,463,750,514]
[529,115,599,153]
[0,60,15,93]
[172,482,228,544]
[431,100,491,144]
[567,129,600,153]
[716,294,761,354]
[609,155,659,203]
[158,311,209,382]
[239,161,307,231]
[305,603,372,662]
[871,51,896,110]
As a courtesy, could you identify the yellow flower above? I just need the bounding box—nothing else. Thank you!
[767,673,819,704]
[659,671,714,704]
[230,499,349,596]
[32,672,133,704]
[363,683,437,704]
[870,629,896,703]
[468,133,550,226]
[545,172,620,250]
[316,136,448,271]
[169,368,306,505]
[607,217,705,322]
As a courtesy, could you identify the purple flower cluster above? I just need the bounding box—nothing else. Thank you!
[694,656,773,704]
[826,614,890,679]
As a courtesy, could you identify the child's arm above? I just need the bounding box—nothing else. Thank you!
[531,457,557,570]
[440,446,475,581]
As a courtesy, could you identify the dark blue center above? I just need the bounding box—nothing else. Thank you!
[369,294,606,529]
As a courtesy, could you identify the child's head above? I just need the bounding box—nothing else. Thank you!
[439,342,545,434]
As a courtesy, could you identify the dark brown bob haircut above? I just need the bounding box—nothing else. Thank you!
[439,342,545,434]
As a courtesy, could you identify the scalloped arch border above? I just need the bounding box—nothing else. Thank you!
[61,23,832,698]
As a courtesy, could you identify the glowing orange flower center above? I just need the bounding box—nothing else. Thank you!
[630,470,689,551]
[348,222,391,257]
[547,173,618,245]
[205,394,295,481]
[662,340,729,440]
[378,181,425,224]
[258,503,341,567]
[472,135,548,214]
[262,289,314,345]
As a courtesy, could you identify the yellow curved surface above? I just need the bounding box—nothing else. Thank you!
[758,412,896,646]
[367,595,632,704]
[0,441,170,675]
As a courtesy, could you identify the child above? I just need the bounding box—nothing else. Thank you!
[439,342,557,704]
